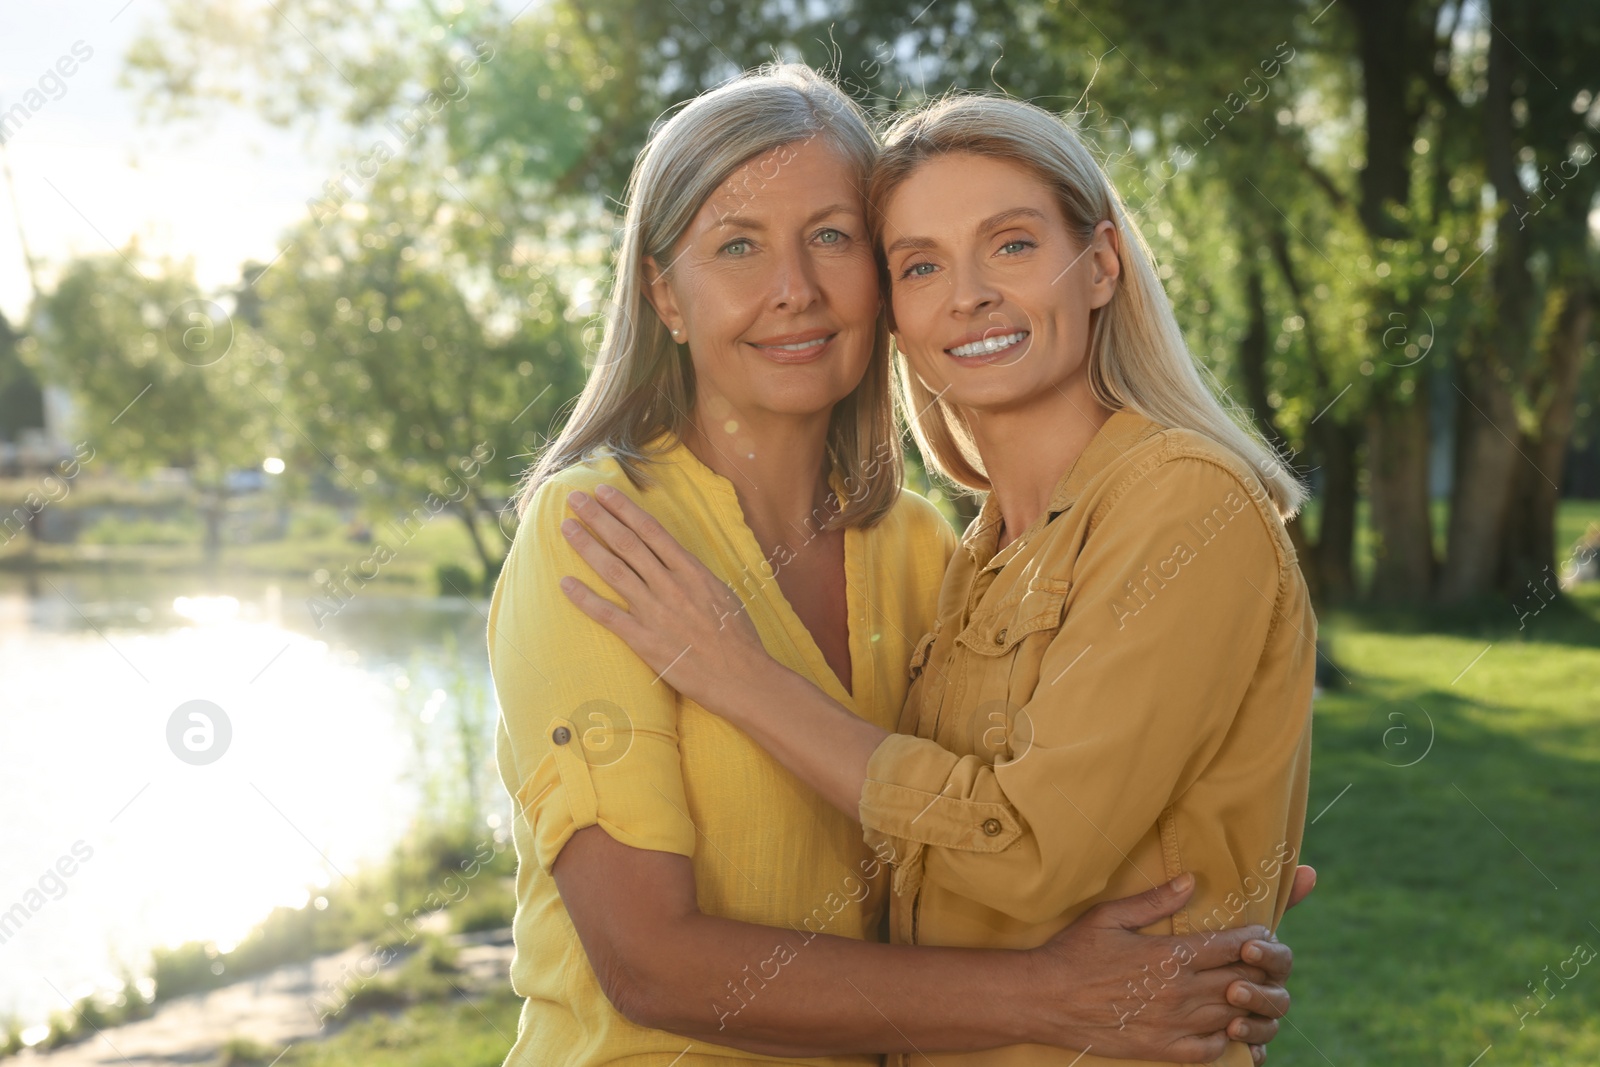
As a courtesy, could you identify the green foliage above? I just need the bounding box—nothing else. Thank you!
[216,1036,287,1067]
[448,877,516,935]
[247,165,586,576]
[27,254,271,481]
[80,512,203,547]
[434,561,477,596]
[327,933,463,1022]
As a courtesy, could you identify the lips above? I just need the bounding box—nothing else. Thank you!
[945,327,1030,363]
[746,329,837,364]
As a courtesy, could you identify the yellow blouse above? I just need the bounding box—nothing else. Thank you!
[489,436,956,1066]
[860,411,1316,1067]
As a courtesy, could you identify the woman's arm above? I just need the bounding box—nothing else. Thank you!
[555,824,1292,1059]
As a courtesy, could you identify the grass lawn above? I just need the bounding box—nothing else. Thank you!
[1275,581,1600,1065]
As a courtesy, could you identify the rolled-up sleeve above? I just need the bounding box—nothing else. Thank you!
[859,458,1284,924]
[490,473,694,871]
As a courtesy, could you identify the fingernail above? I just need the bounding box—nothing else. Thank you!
[561,518,580,536]
[1229,985,1249,1006]
[596,483,616,499]
[559,576,577,592]
[567,490,588,507]
[1244,943,1263,963]
[1170,872,1194,892]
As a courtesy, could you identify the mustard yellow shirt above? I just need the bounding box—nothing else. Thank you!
[859,411,1316,1067]
[489,436,956,1066]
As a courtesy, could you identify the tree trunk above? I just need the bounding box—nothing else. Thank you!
[1439,357,1522,601]
[1367,387,1435,601]
[454,497,498,590]
[1233,261,1332,603]
[1310,418,1359,603]
[201,489,225,565]
[1251,221,1360,606]
[1439,19,1539,604]
[1500,280,1592,591]
[1348,0,1420,237]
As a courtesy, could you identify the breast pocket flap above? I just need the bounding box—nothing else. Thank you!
[955,580,1069,657]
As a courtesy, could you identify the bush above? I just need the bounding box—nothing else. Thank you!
[449,877,516,935]
[216,1036,284,1066]
[0,1019,23,1058]
[79,512,200,546]
[434,562,478,596]
[326,934,461,1022]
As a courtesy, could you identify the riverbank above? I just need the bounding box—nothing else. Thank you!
[2,820,519,1060]
[9,925,517,1067]
[0,486,496,595]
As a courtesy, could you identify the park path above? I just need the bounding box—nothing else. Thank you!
[13,925,514,1066]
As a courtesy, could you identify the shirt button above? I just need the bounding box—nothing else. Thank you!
[993,628,1008,645]
[982,818,1003,836]
[552,726,572,745]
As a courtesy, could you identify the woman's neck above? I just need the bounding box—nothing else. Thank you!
[969,373,1113,550]
[681,399,835,550]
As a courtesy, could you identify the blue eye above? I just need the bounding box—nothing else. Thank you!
[723,239,751,256]
[817,228,844,244]
[1000,239,1033,254]
[900,262,937,279]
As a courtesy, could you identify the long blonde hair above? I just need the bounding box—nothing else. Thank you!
[517,64,902,526]
[869,94,1305,518]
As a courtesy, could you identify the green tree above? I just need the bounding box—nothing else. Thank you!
[28,250,273,560]
[249,169,584,582]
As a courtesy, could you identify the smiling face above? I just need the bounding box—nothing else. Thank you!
[643,137,879,441]
[881,152,1120,416]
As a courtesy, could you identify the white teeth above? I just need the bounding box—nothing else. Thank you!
[764,337,828,352]
[949,331,1027,357]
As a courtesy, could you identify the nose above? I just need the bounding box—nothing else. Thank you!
[949,262,1000,318]
[769,241,821,313]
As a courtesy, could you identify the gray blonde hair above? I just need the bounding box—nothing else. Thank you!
[517,64,902,526]
[869,93,1306,518]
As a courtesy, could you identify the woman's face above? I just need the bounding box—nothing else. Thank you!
[645,137,879,440]
[880,152,1119,416]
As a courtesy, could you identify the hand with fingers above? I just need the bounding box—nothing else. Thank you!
[1029,871,1309,1063]
[1236,863,1314,1065]
[559,483,779,710]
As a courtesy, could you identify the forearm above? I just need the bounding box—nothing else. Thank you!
[713,658,885,819]
[632,910,1055,1055]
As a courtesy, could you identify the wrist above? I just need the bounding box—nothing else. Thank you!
[706,646,786,721]
[1010,947,1071,1047]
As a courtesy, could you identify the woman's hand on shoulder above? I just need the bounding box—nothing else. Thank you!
[558,483,774,714]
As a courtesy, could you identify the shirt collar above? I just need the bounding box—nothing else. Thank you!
[641,429,854,518]
[961,408,1162,566]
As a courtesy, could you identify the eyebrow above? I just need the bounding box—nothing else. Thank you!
[709,202,859,231]
[884,206,1049,257]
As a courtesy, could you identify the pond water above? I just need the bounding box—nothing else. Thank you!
[0,571,506,1030]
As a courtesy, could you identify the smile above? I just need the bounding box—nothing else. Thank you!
[947,331,1029,359]
[747,332,836,363]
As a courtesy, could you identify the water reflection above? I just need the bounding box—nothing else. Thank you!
[0,573,500,1029]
